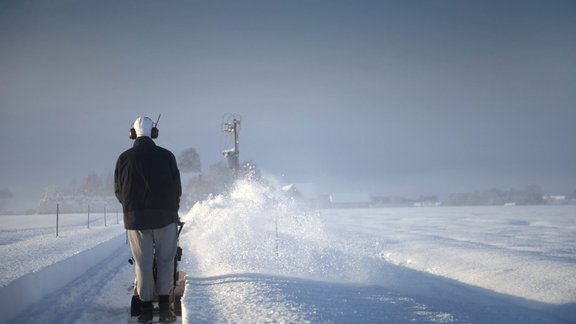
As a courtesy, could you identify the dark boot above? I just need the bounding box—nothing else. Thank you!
[158,295,176,323]
[138,301,154,323]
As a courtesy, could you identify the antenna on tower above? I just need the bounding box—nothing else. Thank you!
[222,114,241,171]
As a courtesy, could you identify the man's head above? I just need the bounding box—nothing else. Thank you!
[129,117,159,139]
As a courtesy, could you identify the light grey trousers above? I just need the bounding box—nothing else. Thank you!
[128,223,178,302]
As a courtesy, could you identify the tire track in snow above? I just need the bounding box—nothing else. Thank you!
[11,246,133,323]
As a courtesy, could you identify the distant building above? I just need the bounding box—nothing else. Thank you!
[413,201,442,207]
[328,192,372,208]
[543,195,573,205]
[371,195,414,207]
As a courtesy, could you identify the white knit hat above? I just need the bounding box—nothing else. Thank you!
[132,117,155,137]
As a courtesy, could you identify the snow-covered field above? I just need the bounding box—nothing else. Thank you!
[1,179,575,323]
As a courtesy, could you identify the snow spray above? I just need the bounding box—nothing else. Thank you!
[180,176,374,283]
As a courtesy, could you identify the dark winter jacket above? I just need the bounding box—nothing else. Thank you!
[114,137,181,230]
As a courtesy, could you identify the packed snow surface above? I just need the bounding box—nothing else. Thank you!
[1,178,575,323]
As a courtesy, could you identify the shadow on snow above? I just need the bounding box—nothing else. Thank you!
[184,265,575,324]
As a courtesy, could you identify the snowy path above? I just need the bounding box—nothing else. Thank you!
[0,214,127,323]
[183,271,566,323]
[184,273,465,323]
[10,245,134,324]
[7,251,567,323]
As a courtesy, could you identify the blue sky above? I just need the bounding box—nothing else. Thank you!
[1,0,575,209]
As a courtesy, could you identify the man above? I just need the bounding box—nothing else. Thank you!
[115,116,181,323]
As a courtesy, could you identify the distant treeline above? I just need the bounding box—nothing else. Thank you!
[35,157,262,213]
[446,185,545,206]
[38,172,119,213]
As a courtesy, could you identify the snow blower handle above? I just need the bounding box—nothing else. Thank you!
[177,220,185,238]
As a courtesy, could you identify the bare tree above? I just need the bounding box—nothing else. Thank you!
[178,148,201,174]
[81,172,103,196]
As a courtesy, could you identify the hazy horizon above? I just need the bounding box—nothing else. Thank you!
[1,0,575,211]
